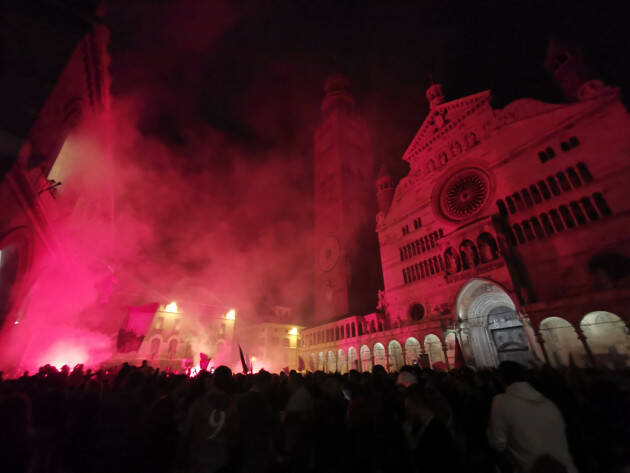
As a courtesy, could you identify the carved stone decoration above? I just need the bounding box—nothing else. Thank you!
[439,168,491,221]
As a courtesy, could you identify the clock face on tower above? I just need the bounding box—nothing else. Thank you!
[318,236,340,272]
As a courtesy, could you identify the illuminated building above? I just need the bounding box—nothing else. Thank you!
[301,53,630,371]
[0,2,110,367]
[238,322,304,373]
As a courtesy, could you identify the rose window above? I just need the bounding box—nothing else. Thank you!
[439,168,490,221]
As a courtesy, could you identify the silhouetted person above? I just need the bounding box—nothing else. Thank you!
[487,361,577,473]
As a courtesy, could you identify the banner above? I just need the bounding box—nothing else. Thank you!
[117,302,159,353]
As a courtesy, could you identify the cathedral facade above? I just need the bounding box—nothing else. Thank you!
[300,51,630,372]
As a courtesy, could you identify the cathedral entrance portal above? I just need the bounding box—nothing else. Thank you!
[456,278,532,367]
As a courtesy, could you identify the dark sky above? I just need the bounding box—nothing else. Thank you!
[106,0,626,173]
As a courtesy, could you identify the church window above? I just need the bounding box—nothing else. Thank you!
[538,181,551,200]
[506,196,516,214]
[433,256,440,272]
[423,261,429,276]
[438,229,444,238]
[513,224,525,244]
[593,193,611,216]
[547,176,561,196]
[429,259,435,274]
[561,141,570,152]
[357,324,363,336]
[399,248,404,261]
[424,236,430,250]
[411,265,417,281]
[577,163,593,182]
[550,209,565,231]
[546,147,555,159]
[540,213,555,236]
[419,263,425,278]
[581,197,599,221]
[559,205,576,228]
[438,255,445,271]
[530,185,542,203]
[411,243,416,256]
[569,136,579,147]
[522,221,535,241]
[415,263,421,278]
[415,240,421,254]
[420,238,426,252]
[538,151,548,163]
[557,172,571,192]
[335,327,340,340]
[522,189,533,208]
[409,303,425,321]
[531,217,545,239]
[567,168,581,187]
[513,193,525,211]
[570,201,587,225]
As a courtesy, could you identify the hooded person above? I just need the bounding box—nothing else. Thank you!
[486,361,577,473]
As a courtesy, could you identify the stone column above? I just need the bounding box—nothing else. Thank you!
[575,326,597,367]
[442,341,450,370]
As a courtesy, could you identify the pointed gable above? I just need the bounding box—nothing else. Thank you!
[402,91,492,168]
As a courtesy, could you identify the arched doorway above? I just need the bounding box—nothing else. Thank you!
[360,345,372,372]
[580,311,630,369]
[337,349,347,373]
[327,350,336,372]
[167,339,178,360]
[388,340,403,371]
[318,352,325,371]
[405,337,421,365]
[539,317,586,368]
[373,342,386,368]
[456,278,532,367]
[150,337,161,360]
[348,347,358,371]
[424,334,446,369]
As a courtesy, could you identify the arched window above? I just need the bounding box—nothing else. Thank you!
[550,209,565,231]
[570,201,587,225]
[477,233,499,262]
[335,326,340,340]
[557,172,571,191]
[559,205,576,228]
[429,259,435,274]
[443,248,460,273]
[547,176,561,196]
[513,193,525,211]
[513,224,525,244]
[567,168,581,187]
[577,162,593,182]
[411,243,416,256]
[150,338,161,360]
[531,217,545,239]
[415,240,421,254]
[540,213,555,236]
[402,268,408,284]
[522,221,535,241]
[459,240,479,269]
[433,256,440,272]
[496,199,508,216]
[506,196,516,213]
[438,254,445,271]
[438,229,444,238]
[399,248,404,261]
[530,185,542,203]
[569,136,579,147]
[561,141,570,152]
[420,238,426,252]
[522,189,533,208]
[418,262,425,278]
[429,234,435,248]
[593,193,611,216]
[168,339,178,360]
[411,265,417,281]
[423,261,429,276]
[538,151,548,163]
[546,147,555,159]
[409,303,425,321]
[580,197,599,221]
[538,181,551,199]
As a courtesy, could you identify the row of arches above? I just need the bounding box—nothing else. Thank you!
[506,193,611,246]
[538,311,630,369]
[304,318,390,347]
[149,337,179,361]
[307,334,451,373]
[399,228,445,262]
[496,162,593,216]
[443,232,500,274]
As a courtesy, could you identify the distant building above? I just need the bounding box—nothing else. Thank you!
[238,321,304,373]
[301,49,630,372]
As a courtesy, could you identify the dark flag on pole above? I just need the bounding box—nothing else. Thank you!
[199,353,210,371]
[117,302,159,353]
[239,345,249,374]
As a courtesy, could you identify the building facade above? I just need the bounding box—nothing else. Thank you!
[238,321,304,373]
[0,1,110,369]
[301,55,630,372]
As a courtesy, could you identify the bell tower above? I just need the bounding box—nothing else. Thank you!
[313,74,380,324]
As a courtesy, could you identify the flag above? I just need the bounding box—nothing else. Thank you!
[453,333,465,369]
[117,302,159,353]
[239,345,249,374]
[298,356,305,371]
[199,352,210,371]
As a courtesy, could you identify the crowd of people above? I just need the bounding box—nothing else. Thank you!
[0,361,628,473]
